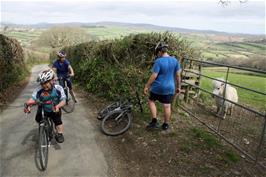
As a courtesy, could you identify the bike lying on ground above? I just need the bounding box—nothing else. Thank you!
[98,92,143,136]
[25,100,56,171]
[57,76,76,113]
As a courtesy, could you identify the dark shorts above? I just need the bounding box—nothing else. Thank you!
[35,106,62,126]
[59,77,72,90]
[149,92,174,104]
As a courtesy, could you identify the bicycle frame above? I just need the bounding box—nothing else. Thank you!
[57,76,75,113]
[58,77,69,100]
[38,103,55,141]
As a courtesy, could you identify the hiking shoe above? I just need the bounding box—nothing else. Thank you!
[146,118,160,130]
[55,133,64,143]
[161,123,169,130]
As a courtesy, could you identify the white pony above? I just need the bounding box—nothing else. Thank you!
[212,78,238,119]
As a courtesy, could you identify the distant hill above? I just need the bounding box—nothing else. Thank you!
[1,21,263,36]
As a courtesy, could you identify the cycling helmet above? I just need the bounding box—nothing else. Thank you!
[57,50,66,58]
[155,41,168,54]
[37,69,54,84]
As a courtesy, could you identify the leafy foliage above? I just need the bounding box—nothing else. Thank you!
[50,32,196,101]
[0,34,27,93]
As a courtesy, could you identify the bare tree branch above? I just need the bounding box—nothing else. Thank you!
[37,26,92,49]
[219,0,248,6]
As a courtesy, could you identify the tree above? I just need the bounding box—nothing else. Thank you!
[37,26,91,48]
[3,26,9,33]
[219,0,248,6]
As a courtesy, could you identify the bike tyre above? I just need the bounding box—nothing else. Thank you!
[101,110,132,136]
[39,125,49,171]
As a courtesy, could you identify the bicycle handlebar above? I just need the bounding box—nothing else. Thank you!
[118,91,143,113]
[24,99,56,114]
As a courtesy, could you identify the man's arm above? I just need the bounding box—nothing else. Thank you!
[68,65,74,77]
[52,67,57,73]
[52,61,57,74]
[175,70,182,94]
[144,73,158,95]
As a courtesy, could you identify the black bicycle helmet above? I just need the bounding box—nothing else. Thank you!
[155,41,168,54]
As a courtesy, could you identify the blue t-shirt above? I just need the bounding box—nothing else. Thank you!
[53,59,70,78]
[150,56,181,95]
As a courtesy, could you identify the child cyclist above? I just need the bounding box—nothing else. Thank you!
[24,69,66,143]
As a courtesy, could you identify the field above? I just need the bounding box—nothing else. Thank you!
[3,29,45,48]
[2,26,265,62]
[84,26,151,40]
[201,42,266,61]
[200,67,266,111]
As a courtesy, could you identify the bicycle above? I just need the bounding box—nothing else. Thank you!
[97,100,123,120]
[99,92,143,136]
[57,76,76,113]
[25,100,56,171]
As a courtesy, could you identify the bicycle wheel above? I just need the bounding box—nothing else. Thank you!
[62,89,75,113]
[101,110,132,136]
[97,101,121,120]
[47,119,54,141]
[39,124,49,170]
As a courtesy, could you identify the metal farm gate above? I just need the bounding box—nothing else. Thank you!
[179,58,266,168]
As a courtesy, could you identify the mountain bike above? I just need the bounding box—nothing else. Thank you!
[99,92,143,136]
[25,100,56,171]
[58,76,76,113]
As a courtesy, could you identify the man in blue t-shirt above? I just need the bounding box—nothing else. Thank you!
[144,42,181,130]
[52,51,77,103]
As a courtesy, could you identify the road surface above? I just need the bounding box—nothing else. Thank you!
[0,65,108,177]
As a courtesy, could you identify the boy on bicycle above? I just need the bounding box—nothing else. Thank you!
[52,51,77,103]
[24,69,66,143]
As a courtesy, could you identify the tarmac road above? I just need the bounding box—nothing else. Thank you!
[0,64,108,177]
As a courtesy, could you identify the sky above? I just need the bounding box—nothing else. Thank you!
[0,0,265,34]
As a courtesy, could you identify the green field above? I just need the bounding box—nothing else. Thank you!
[84,26,151,40]
[2,26,265,64]
[200,67,266,111]
[4,30,45,48]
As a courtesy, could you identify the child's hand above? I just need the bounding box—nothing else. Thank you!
[24,103,31,113]
[54,105,60,112]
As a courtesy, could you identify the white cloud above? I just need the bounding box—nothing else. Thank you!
[1,0,265,34]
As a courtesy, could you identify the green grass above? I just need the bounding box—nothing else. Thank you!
[85,26,151,40]
[180,127,221,153]
[223,149,240,163]
[179,127,240,165]
[3,30,43,48]
[200,67,266,111]
[191,127,221,148]
[215,42,266,56]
